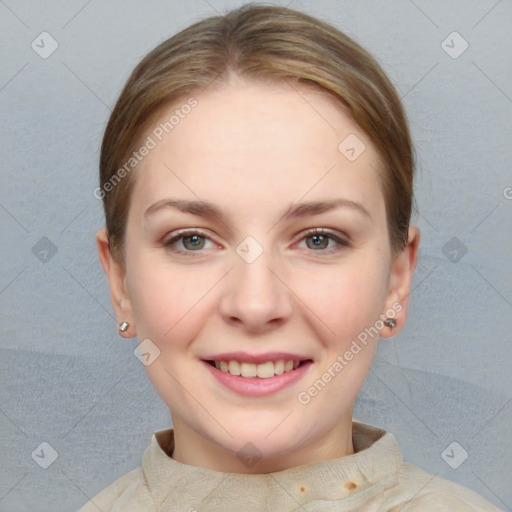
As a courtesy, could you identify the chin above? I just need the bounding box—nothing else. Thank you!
[216,419,305,456]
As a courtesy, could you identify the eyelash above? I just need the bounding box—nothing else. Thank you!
[162,228,350,257]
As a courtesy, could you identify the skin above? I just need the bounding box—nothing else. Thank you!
[97,76,420,474]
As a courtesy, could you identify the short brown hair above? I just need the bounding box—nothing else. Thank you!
[99,3,415,265]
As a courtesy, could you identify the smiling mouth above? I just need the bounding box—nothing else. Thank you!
[204,359,313,379]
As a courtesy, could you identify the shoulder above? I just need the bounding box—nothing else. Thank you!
[388,461,504,511]
[77,467,143,512]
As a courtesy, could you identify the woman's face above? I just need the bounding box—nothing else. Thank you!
[98,77,419,472]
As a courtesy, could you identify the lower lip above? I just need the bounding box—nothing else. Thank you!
[202,360,313,397]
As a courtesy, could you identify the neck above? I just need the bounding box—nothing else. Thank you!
[170,412,355,474]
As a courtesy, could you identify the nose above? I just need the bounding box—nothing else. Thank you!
[218,247,293,333]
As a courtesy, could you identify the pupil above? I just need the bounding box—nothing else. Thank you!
[310,234,327,249]
[185,235,203,249]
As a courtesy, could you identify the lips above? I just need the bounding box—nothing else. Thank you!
[202,358,313,396]
[202,352,312,379]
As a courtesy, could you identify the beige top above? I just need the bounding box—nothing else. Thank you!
[78,421,502,511]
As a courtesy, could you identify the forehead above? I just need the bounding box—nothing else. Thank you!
[130,79,385,222]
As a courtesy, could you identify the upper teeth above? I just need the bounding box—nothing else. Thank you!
[215,360,300,378]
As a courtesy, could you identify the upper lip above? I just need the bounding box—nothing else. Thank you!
[202,352,312,364]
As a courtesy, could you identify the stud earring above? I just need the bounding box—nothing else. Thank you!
[119,321,129,332]
[383,318,397,329]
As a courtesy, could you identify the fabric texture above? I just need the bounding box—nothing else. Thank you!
[78,421,502,511]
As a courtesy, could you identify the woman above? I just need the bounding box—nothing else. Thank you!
[81,4,501,510]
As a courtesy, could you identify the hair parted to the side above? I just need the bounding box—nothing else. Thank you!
[99,3,416,266]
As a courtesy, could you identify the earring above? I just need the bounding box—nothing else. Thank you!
[384,318,397,329]
[119,321,129,332]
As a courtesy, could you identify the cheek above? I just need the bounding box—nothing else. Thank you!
[129,269,172,337]
[127,254,214,343]
[127,243,389,349]
[292,258,388,343]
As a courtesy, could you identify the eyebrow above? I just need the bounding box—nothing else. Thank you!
[144,197,371,224]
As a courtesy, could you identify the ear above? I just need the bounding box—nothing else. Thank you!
[380,226,420,338]
[96,227,136,338]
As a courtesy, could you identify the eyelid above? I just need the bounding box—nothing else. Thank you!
[162,227,350,256]
[299,227,349,243]
[163,227,212,241]
[296,228,351,254]
[162,228,218,250]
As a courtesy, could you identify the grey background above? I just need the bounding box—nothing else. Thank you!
[0,0,511,510]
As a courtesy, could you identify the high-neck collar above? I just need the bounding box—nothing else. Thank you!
[141,421,403,510]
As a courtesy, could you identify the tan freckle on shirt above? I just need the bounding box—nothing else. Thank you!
[344,481,357,491]
[77,421,503,511]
